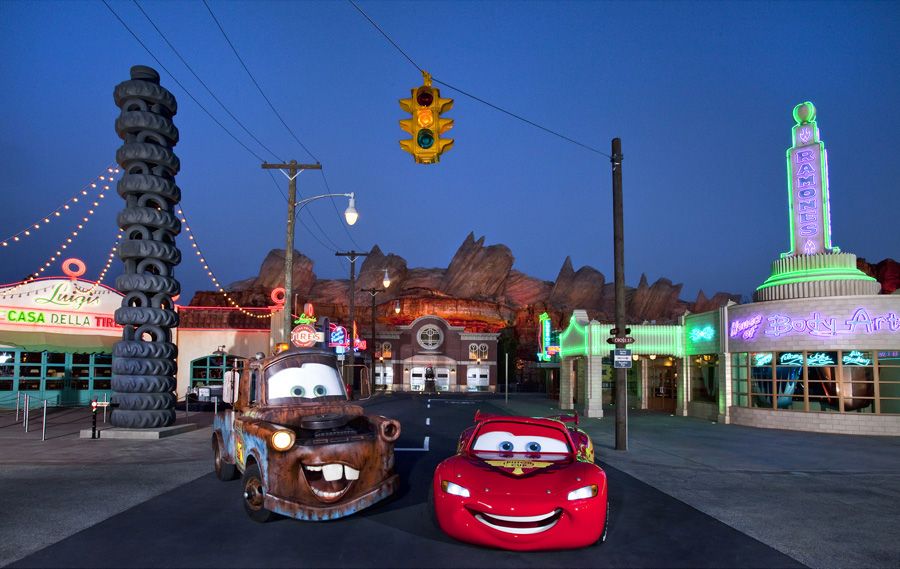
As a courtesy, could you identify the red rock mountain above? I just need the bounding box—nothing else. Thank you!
[189,234,896,358]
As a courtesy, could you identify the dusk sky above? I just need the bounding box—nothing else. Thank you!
[1,1,898,306]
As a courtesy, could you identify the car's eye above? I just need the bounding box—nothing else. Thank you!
[526,441,542,452]
[290,385,305,397]
[313,385,327,397]
[499,441,514,452]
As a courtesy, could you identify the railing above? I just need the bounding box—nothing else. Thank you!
[8,391,109,441]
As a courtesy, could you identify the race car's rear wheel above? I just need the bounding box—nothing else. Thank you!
[213,436,237,481]
[242,463,274,522]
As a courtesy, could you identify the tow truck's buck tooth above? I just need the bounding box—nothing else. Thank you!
[344,465,360,480]
[323,464,343,481]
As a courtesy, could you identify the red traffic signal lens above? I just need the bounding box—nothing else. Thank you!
[417,129,435,149]
[416,89,434,107]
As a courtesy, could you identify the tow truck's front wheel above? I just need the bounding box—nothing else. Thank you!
[242,463,274,522]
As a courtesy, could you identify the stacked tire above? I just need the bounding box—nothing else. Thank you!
[110,66,182,429]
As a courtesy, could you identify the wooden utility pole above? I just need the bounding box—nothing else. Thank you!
[261,160,322,344]
[335,250,369,388]
[611,138,628,451]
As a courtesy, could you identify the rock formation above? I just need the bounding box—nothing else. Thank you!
[189,234,896,358]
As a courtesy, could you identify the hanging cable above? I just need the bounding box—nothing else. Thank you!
[103,0,270,164]
[133,0,284,163]
[348,0,609,157]
[203,0,319,164]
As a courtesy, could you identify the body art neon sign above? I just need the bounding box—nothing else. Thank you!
[731,315,763,339]
[689,326,715,341]
[784,102,836,258]
[733,309,899,341]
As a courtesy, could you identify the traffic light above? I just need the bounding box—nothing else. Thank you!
[399,72,453,164]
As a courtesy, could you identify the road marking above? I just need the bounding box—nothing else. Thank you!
[395,436,429,452]
[426,418,430,426]
[427,399,476,404]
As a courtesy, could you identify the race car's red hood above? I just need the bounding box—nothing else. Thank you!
[451,452,586,496]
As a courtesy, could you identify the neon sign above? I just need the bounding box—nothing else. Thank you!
[807,352,836,366]
[537,312,559,361]
[763,308,900,338]
[689,326,715,341]
[784,102,836,258]
[753,353,773,366]
[730,315,763,340]
[842,350,871,366]
[779,352,803,366]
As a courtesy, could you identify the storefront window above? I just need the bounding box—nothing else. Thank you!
[690,354,718,403]
[877,351,900,414]
[733,349,895,414]
[731,353,749,407]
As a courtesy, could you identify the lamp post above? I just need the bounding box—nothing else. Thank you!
[361,269,391,394]
[264,161,357,344]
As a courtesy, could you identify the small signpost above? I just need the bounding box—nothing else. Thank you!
[612,348,633,369]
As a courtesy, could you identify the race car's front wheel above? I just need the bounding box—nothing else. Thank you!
[595,499,609,545]
[242,463,274,522]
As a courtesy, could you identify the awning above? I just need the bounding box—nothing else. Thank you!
[0,330,117,354]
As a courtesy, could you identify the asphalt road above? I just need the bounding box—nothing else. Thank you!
[6,394,804,568]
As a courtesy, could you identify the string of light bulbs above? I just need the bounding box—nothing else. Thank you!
[2,164,119,248]
[177,205,271,319]
[0,166,117,295]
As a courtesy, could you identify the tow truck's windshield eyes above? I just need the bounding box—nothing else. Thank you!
[267,364,345,400]
[472,424,570,454]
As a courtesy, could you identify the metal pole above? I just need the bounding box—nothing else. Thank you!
[611,138,628,451]
[336,251,370,390]
[505,353,509,405]
[103,392,108,423]
[371,292,376,394]
[42,399,47,441]
[16,391,20,422]
[24,393,28,432]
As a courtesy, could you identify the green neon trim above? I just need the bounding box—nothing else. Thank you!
[757,268,878,290]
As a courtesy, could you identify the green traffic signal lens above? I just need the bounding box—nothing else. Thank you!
[417,129,435,149]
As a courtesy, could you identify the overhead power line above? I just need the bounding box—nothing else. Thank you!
[348,0,610,158]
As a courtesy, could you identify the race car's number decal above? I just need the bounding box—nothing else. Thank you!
[485,459,552,476]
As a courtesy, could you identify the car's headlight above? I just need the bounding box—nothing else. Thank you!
[441,480,470,498]
[271,430,295,451]
[567,484,598,501]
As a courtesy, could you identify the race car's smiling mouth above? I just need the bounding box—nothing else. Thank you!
[469,508,563,534]
[302,463,360,501]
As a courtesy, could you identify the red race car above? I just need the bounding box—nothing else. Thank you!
[431,411,608,551]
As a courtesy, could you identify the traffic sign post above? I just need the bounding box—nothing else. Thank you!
[613,348,632,369]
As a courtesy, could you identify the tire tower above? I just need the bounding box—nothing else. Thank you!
[110,65,182,429]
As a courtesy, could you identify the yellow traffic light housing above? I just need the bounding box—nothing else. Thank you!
[399,72,453,164]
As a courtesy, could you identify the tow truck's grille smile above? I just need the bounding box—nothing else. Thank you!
[302,463,360,501]
[468,507,563,534]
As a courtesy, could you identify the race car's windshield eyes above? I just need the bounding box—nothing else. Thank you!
[472,422,571,455]
[266,363,346,402]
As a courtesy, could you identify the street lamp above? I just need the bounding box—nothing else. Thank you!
[283,192,357,344]
[362,274,391,395]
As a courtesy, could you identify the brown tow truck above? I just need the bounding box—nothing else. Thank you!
[212,346,401,522]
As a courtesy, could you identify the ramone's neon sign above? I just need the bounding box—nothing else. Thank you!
[733,308,899,340]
